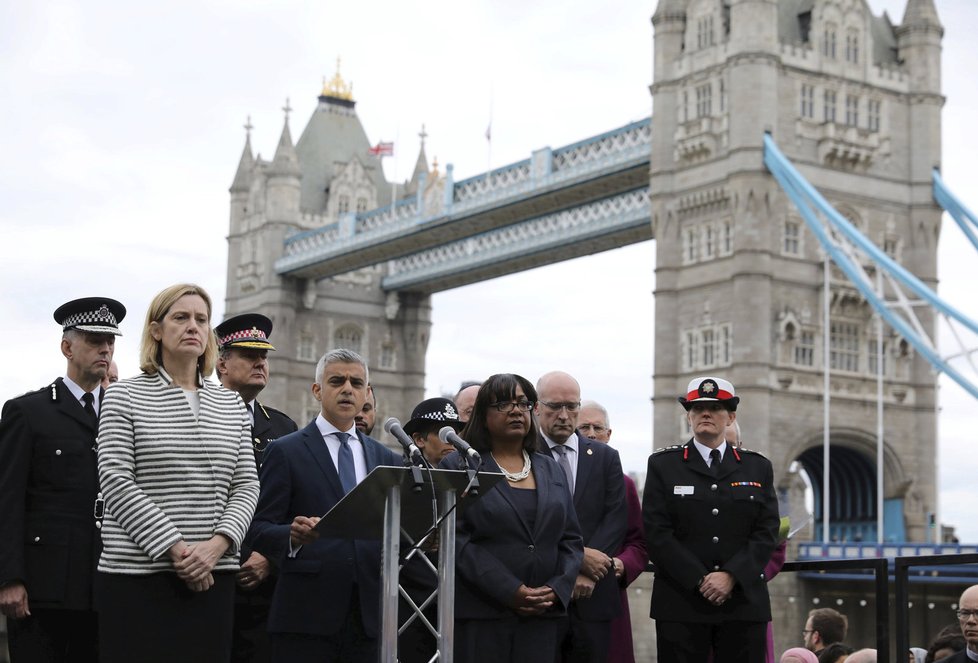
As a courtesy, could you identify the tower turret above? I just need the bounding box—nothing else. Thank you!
[266,100,302,224]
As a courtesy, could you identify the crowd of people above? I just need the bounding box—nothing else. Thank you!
[0,289,976,663]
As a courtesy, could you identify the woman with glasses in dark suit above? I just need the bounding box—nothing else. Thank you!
[442,373,583,662]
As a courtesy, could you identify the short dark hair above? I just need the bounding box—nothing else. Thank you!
[818,643,854,663]
[460,374,538,454]
[925,629,965,663]
[809,607,848,646]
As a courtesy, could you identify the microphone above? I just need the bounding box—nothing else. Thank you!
[439,426,482,466]
[383,417,427,467]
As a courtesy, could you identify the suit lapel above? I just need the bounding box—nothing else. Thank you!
[715,447,739,480]
[532,454,552,539]
[484,455,534,539]
[301,422,344,498]
[573,437,594,505]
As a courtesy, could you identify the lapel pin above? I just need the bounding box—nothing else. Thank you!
[587,448,593,455]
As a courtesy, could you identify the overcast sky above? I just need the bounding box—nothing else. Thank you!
[1,0,976,541]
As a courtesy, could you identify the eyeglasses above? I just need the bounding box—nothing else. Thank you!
[578,423,608,434]
[957,609,978,620]
[540,401,581,413]
[488,400,534,413]
[801,629,815,637]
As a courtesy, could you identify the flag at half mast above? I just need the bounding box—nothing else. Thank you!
[369,141,394,157]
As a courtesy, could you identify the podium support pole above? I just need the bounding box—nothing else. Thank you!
[436,489,457,663]
[380,484,401,663]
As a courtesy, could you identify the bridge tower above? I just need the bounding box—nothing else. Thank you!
[650,0,943,543]
[225,71,432,430]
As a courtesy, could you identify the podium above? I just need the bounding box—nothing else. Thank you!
[316,465,503,663]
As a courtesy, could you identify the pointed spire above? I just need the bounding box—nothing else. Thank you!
[408,124,430,193]
[901,0,941,28]
[230,116,255,193]
[270,99,301,177]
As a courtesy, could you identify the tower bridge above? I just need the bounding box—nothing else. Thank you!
[224,0,957,652]
[225,1,953,638]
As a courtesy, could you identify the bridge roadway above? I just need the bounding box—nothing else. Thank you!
[275,118,652,292]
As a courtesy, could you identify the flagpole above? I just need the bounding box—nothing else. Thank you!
[391,124,399,209]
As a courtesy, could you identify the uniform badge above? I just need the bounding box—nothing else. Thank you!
[674,485,694,495]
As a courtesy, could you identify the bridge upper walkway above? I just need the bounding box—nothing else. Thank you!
[275,118,652,292]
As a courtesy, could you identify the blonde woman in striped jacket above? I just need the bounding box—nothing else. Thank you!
[95,284,259,663]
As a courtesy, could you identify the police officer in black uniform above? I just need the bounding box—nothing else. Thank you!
[215,312,297,663]
[642,377,779,663]
[0,296,126,663]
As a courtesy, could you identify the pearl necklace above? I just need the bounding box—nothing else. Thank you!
[492,449,532,482]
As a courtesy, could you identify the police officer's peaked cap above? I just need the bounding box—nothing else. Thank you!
[54,297,125,336]
[404,397,464,436]
[215,313,275,351]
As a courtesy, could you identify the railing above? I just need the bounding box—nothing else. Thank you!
[644,548,978,659]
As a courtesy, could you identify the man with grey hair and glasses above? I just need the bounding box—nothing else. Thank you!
[938,585,978,662]
[537,372,627,663]
[246,349,400,662]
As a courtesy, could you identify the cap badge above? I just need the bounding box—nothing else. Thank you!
[250,327,261,339]
[698,379,718,397]
[96,305,111,321]
[444,403,458,419]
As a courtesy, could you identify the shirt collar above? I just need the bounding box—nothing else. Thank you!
[62,375,96,404]
[544,431,579,454]
[315,413,357,440]
[692,438,726,465]
[156,366,204,388]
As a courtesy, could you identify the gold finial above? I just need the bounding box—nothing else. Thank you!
[321,56,354,101]
[282,98,292,122]
[419,123,428,147]
[244,115,253,138]
[431,156,439,176]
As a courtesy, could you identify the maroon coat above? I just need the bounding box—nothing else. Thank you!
[608,475,648,663]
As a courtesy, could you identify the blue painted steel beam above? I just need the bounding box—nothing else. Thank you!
[763,134,978,401]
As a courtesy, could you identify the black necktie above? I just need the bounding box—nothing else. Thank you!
[81,392,98,426]
[709,448,721,475]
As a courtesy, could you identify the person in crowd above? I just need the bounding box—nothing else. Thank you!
[95,284,259,663]
[537,372,626,663]
[781,648,819,663]
[934,584,978,662]
[577,399,646,663]
[404,397,464,465]
[247,349,400,662]
[910,646,928,663]
[355,385,377,436]
[101,360,120,389]
[214,312,298,663]
[924,626,964,662]
[0,297,125,662]
[818,642,854,663]
[454,382,480,423]
[642,376,780,663]
[844,649,876,663]
[443,373,583,661]
[804,608,849,656]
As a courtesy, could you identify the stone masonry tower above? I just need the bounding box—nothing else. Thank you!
[225,70,432,433]
[650,0,943,544]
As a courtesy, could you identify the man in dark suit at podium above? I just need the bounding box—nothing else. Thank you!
[247,348,400,662]
[215,313,297,663]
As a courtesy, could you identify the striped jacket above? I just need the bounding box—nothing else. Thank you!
[96,368,259,574]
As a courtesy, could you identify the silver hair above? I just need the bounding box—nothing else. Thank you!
[580,399,611,428]
[62,329,81,344]
[314,349,369,385]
